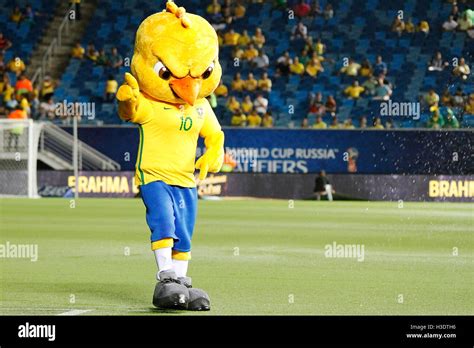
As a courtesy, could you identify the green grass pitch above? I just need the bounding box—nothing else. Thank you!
[0,198,472,315]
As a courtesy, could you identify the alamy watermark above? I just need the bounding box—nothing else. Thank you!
[324,241,365,262]
[54,100,96,120]
[380,100,420,120]
[0,241,38,262]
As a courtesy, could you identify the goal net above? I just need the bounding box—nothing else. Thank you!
[0,119,41,198]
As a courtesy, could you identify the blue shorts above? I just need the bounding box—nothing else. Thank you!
[140,180,197,252]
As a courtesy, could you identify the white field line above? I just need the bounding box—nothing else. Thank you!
[57,309,94,316]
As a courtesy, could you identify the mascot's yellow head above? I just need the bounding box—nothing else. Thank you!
[131,1,221,106]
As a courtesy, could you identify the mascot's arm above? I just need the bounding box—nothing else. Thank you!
[196,103,225,180]
[195,130,225,180]
[116,72,152,124]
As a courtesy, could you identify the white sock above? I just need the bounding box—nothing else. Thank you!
[325,184,333,201]
[153,247,173,273]
[172,259,188,278]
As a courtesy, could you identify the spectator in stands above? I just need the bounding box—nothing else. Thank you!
[451,5,460,21]
[314,38,326,56]
[2,79,15,108]
[231,73,245,91]
[344,80,365,99]
[214,80,228,97]
[374,55,388,76]
[301,118,309,128]
[441,89,453,106]
[323,3,334,20]
[227,96,241,113]
[252,50,270,69]
[343,118,355,129]
[276,51,292,76]
[8,57,26,77]
[234,1,246,19]
[329,117,341,129]
[86,43,99,61]
[442,15,458,31]
[305,57,324,78]
[209,9,225,30]
[385,119,395,129]
[325,95,337,115]
[452,87,466,108]
[313,115,327,129]
[231,108,246,126]
[417,20,430,36]
[308,92,325,117]
[23,5,36,24]
[359,59,373,77]
[14,75,33,94]
[290,57,305,75]
[291,22,308,40]
[238,30,251,46]
[359,116,368,128]
[10,6,22,26]
[108,47,123,69]
[340,58,361,77]
[457,11,473,31]
[241,95,253,113]
[40,76,55,101]
[299,49,310,66]
[372,80,392,101]
[294,0,311,17]
[423,89,440,108]
[247,109,262,127]
[258,72,272,92]
[0,33,12,53]
[391,16,405,36]
[254,94,269,114]
[465,93,474,114]
[39,97,56,120]
[243,44,259,61]
[71,42,85,59]
[443,108,460,129]
[426,109,444,129]
[224,29,240,46]
[453,57,470,80]
[262,111,274,127]
[310,0,323,17]
[428,52,449,71]
[207,0,221,15]
[404,17,415,33]
[7,105,27,150]
[372,117,384,129]
[252,27,266,48]
[96,49,108,66]
[245,73,258,92]
[105,75,118,102]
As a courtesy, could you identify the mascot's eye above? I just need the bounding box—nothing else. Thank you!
[202,62,215,79]
[154,61,171,80]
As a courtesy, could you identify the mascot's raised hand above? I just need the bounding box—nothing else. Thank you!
[117,0,224,311]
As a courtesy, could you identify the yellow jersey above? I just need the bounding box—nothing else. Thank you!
[130,98,221,188]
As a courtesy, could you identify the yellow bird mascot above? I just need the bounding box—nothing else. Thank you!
[117,0,224,311]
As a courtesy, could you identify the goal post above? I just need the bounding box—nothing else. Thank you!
[0,119,41,198]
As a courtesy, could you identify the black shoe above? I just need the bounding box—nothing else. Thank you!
[152,270,189,309]
[178,277,211,311]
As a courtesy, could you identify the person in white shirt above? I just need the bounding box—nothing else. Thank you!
[442,15,458,31]
[253,94,268,114]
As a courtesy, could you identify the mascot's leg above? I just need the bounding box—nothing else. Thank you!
[172,186,211,311]
[141,181,189,309]
[152,239,189,309]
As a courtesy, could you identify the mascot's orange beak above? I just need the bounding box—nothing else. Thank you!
[170,76,202,106]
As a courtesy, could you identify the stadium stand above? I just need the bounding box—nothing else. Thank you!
[2,0,473,128]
